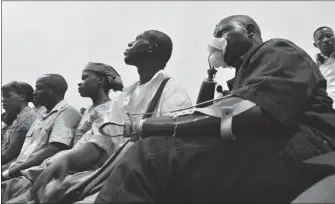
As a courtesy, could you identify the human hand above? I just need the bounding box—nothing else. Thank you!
[30,156,69,200]
[207,68,217,81]
[123,119,144,142]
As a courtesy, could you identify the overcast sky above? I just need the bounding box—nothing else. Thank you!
[2,1,335,110]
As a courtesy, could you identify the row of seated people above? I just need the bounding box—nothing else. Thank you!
[1,15,335,203]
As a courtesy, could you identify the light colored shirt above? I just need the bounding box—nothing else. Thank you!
[33,106,47,117]
[22,100,118,180]
[1,106,37,154]
[119,69,192,122]
[9,100,81,170]
[72,100,115,146]
[318,53,335,109]
[73,100,124,158]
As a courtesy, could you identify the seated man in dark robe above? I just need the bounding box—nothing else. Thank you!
[36,15,335,203]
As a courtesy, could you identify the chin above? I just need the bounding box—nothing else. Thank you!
[79,92,88,97]
[124,57,135,65]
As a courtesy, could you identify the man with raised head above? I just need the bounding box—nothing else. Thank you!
[1,74,81,201]
[26,30,192,203]
[82,15,335,203]
[313,26,335,109]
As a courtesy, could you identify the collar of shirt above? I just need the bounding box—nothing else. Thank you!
[318,52,335,64]
[18,106,33,117]
[120,69,169,115]
[41,100,68,119]
[123,69,168,93]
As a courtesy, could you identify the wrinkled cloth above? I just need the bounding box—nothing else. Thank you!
[84,62,123,90]
[21,100,120,182]
[118,69,192,122]
[95,39,335,203]
[8,100,81,171]
[2,106,36,158]
[1,176,32,203]
[1,100,123,203]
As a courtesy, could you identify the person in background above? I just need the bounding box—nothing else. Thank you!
[1,82,37,169]
[27,30,192,204]
[1,74,81,201]
[1,63,124,203]
[313,26,335,109]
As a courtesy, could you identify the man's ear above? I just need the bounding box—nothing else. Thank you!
[148,44,158,54]
[97,75,105,85]
[313,42,318,48]
[246,24,255,38]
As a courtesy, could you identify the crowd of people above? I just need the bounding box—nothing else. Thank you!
[1,15,335,203]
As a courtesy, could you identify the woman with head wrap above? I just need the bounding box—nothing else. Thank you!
[1,81,37,168]
[73,62,123,145]
[1,62,125,203]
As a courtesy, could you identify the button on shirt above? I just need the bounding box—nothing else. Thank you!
[9,100,81,170]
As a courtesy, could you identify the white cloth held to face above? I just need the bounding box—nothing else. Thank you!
[208,37,229,69]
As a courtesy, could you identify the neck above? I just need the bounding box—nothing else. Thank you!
[235,38,263,72]
[321,50,334,58]
[91,91,110,107]
[137,61,165,85]
[45,98,62,113]
[10,103,27,116]
[19,103,28,112]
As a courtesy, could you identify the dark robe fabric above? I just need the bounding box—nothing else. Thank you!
[231,39,335,166]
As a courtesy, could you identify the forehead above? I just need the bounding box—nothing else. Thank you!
[214,19,241,35]
[82,70,97,77]
[36,77,50,86]
[137,31,153,40]
[2,89,17,96]
[315,28,334,37]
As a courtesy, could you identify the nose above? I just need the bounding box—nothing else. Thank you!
[78,82,82,87]
[128,41,135,47]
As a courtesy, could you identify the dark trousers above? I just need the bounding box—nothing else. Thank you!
[95,135,300,203]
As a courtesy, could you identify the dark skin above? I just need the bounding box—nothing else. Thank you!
[213,16,263,71]
[30,31,172,199]
[78,70,110,107]
[124,31,169,85]
[30,71,112,193]
[313,27,335,58]
[4,76,68,179]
